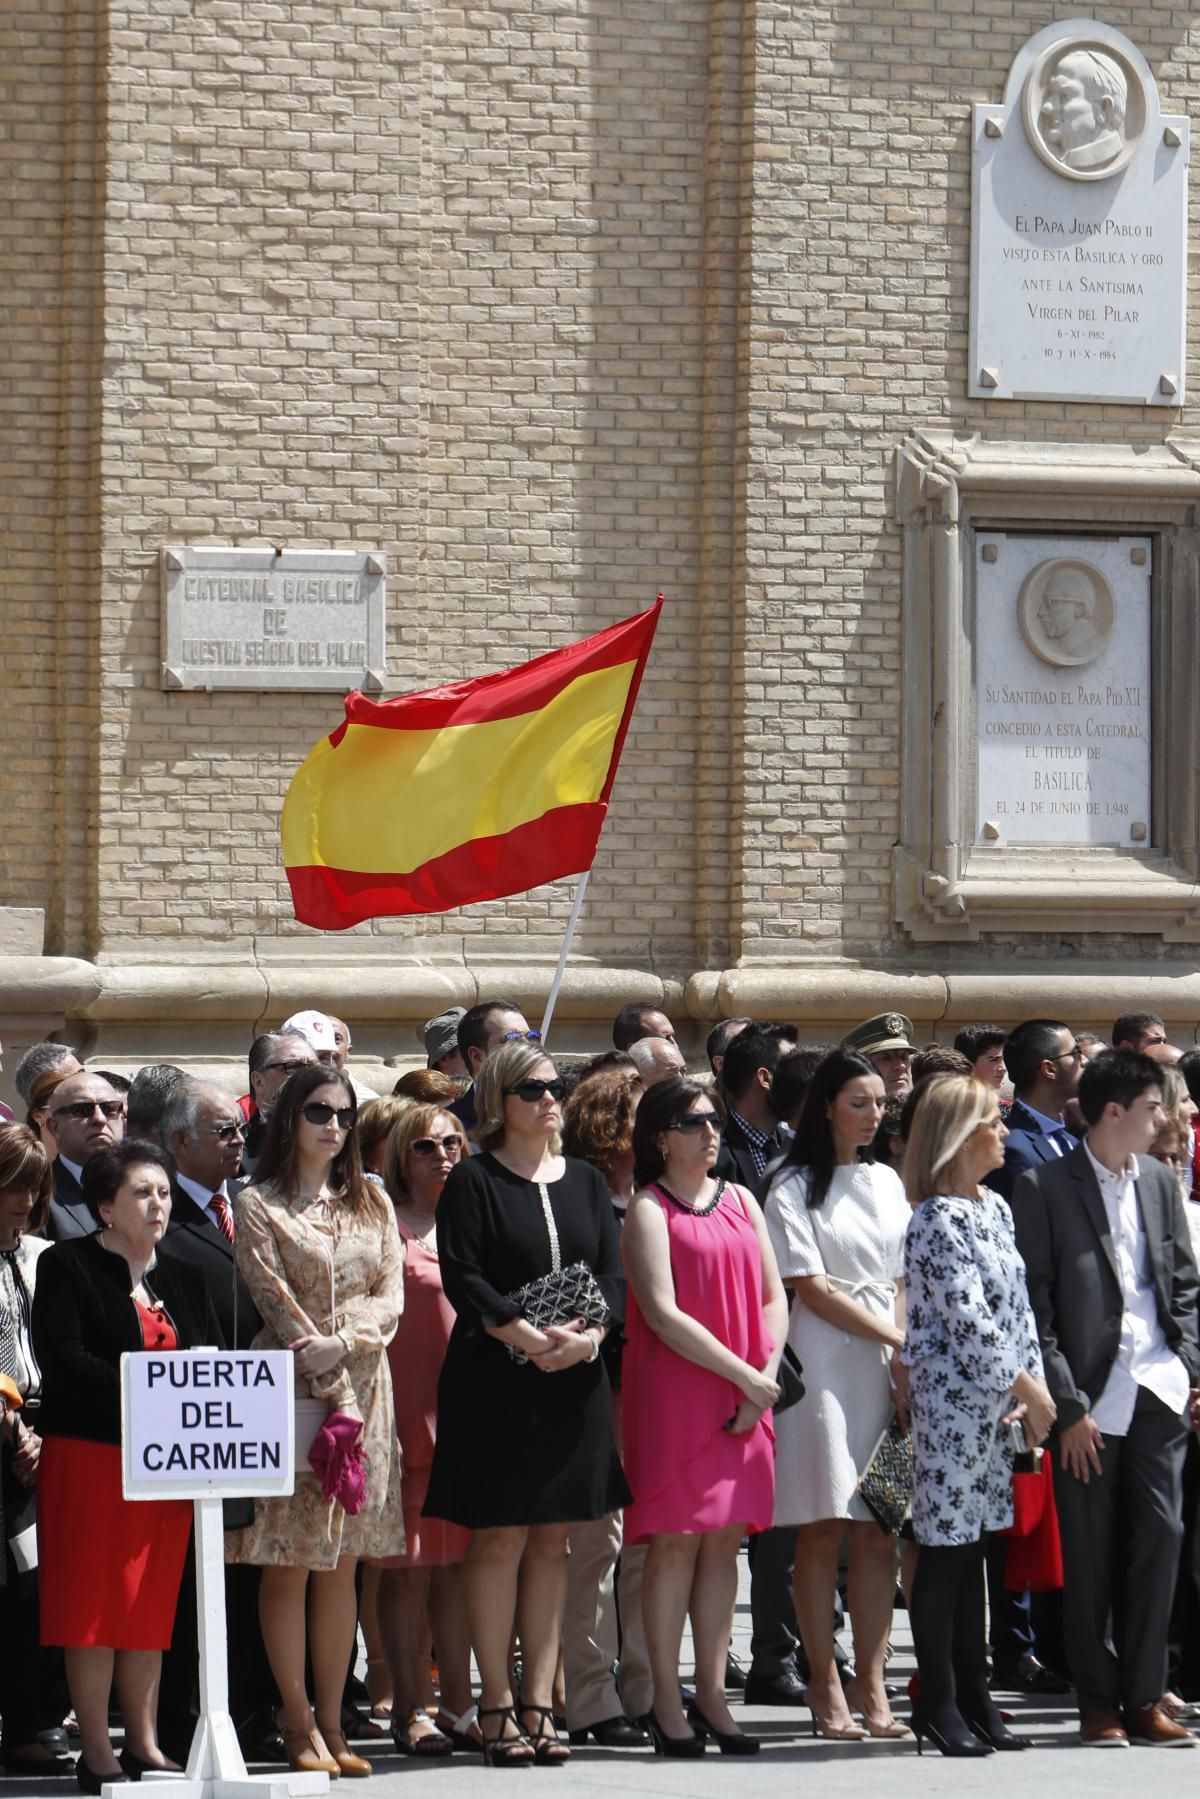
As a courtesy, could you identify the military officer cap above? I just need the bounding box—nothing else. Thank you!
[842,1012,917,1056]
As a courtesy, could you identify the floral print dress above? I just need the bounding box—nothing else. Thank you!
[902,1191,1043,1547]
[225,1182,406,1570]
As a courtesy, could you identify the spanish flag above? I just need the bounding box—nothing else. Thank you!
[281,598,662,929]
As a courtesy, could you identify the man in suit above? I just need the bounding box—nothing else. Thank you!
[714,1024,797,1191]
[986,1017,1083,1204]
[1011,1050,1200,1748]
[44,1072,126,1239]
[155,1080,274,1765]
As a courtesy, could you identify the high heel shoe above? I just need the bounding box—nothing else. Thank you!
[517,1705,570,1766]
[842,1676,911,1739]
[647,1710,705,1758]
[685,1703,760,1755]
[961,1713,1028,1751]
[806,1701,866,1742]
[910,1706,993,1758]
[476,1706,534,1767]
[315,1725,372,1778]
[118,1747,183,1780]
[281,1725,341,1776]
[76,1763,129,1795]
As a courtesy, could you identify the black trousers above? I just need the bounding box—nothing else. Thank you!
[0,1546,69,1749]
[748,1527,800,1677]
[158,1531,275,1762]
[1052,1386,1187,1717]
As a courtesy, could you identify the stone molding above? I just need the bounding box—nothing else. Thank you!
[894,431,1200,941]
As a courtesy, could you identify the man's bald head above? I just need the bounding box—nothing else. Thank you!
[47,1071,126,1165]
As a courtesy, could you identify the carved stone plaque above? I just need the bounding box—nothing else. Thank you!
[976,533,1151,846]
[970,21,1188,405]
[161,547,387,692]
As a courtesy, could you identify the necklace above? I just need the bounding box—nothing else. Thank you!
[656,1177,724,1217]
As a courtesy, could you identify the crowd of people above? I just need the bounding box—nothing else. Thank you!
[2,997,1200,1784]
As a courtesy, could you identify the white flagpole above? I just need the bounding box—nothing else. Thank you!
[539,869,591,1047]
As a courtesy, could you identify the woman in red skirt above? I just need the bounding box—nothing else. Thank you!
[32,1140,220,1793]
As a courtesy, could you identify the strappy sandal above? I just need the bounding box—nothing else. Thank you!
[437,1705,484,1750]
[391,1708,453,1758]
[477,1705,534,1767]
[518,1704,571,1767]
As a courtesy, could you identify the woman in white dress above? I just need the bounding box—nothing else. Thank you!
[764,1050,911,1741]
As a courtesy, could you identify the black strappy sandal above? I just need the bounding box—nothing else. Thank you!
[518,1705,571,1767]
[477,1706,534,1768]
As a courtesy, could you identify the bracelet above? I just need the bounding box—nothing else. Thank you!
[585,1331,600,1363]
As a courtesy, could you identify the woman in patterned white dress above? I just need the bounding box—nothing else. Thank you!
[764,1050,912,1741]
[902,1074,1055,1758]
[228,1064,405,1779]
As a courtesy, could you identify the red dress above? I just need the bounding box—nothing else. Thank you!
[622,1182,777,1544]
[373,1217,470,1569]
[38,1301,193,1650]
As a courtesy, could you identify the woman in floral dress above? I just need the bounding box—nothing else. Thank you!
[228,1063,405,1779]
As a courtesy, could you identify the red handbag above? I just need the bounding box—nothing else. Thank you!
[1002,1448,1063,1592]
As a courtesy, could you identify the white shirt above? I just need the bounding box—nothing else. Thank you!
[176,1169,231,1235]
[1085,1145,1190,1436]
[59,1155,85,1189]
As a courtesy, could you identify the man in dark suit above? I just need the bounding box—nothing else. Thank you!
[44,1072,126,1239]
[1012,1049,1200,1749]
[714,1024,796,1191]
[155,1081,274,1764]
[986,1017,1083,1204]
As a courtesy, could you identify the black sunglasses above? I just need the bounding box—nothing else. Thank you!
[507,1078,566,1104]
[301,1102,355,1129]
[668,1111,723,1134]
[54,1100,125,1122]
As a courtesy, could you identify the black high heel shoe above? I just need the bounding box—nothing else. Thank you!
[911,1706,994,1759]
[77,1762,129,1795]
[685,1703,760,1755]
[647,1711,705,1758]
[961,1713,1029,1751]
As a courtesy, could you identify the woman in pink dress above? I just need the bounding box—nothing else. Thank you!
[622,1078,787,1757]
[374,1104,475,1756]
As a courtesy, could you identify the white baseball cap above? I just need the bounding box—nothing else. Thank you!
[280,1009,339,1055]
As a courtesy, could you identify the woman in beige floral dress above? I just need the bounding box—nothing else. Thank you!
[227,1063,405,1779]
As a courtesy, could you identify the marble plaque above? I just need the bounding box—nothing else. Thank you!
[161,547,387,692]
[970,21,1188,405]
[975,533,1151,846]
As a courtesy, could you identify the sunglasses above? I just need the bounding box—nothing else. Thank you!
[265,1058,314,1075]
[501,1029,543,1043]
[204,1121,246,1142]
[301,1102,355,1129]
[668,1111,723,1134]
[54,1100,125,1122]
[507,1078,566,1103]
[411,1134,465,1159]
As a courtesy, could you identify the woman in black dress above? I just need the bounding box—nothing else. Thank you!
[425,1040,629,1766]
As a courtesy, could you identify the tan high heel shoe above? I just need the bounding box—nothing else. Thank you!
[282,1725,340,1776]
[843,1674,911,1739]
[315,1724,372,1778]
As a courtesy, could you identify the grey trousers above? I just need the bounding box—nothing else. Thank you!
[1051,1385,1187,1717]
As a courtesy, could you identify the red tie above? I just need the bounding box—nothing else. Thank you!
[210,1192,235,1244]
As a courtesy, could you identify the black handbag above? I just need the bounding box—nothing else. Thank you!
[504,1183,610,1364]
[772,1343,806,1414]
[857,1414,913,1533]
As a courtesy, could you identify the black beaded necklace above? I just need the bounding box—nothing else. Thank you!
[654,1177,725,1217]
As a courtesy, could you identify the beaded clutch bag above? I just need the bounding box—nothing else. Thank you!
[504,1182,610,1364]
[857,1415,913,1533]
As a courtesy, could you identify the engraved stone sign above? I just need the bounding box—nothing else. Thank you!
[970,20,1188,405]
[976,534,1151,846]
[161,546,387,692]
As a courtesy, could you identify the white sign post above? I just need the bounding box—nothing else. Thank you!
[115,1349,329,1799]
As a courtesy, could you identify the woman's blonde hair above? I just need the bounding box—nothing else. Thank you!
[357,1095,415,1173]
[383,1103,469,1202]
[1158,1066,1191,1132]
[903,1074,996,1206]
[474,1040,559,1152]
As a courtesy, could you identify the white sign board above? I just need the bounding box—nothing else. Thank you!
[121,1349,295,1500]
[970,20,1188,405]
[976,533,1151,846]
[161,545,387,692]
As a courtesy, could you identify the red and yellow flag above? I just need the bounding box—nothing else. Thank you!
[281,599,662,929]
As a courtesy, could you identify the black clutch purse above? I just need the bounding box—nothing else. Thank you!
[772,1344,806,1415]
[504,1182,610,1364]
[857,1414,913,1533]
